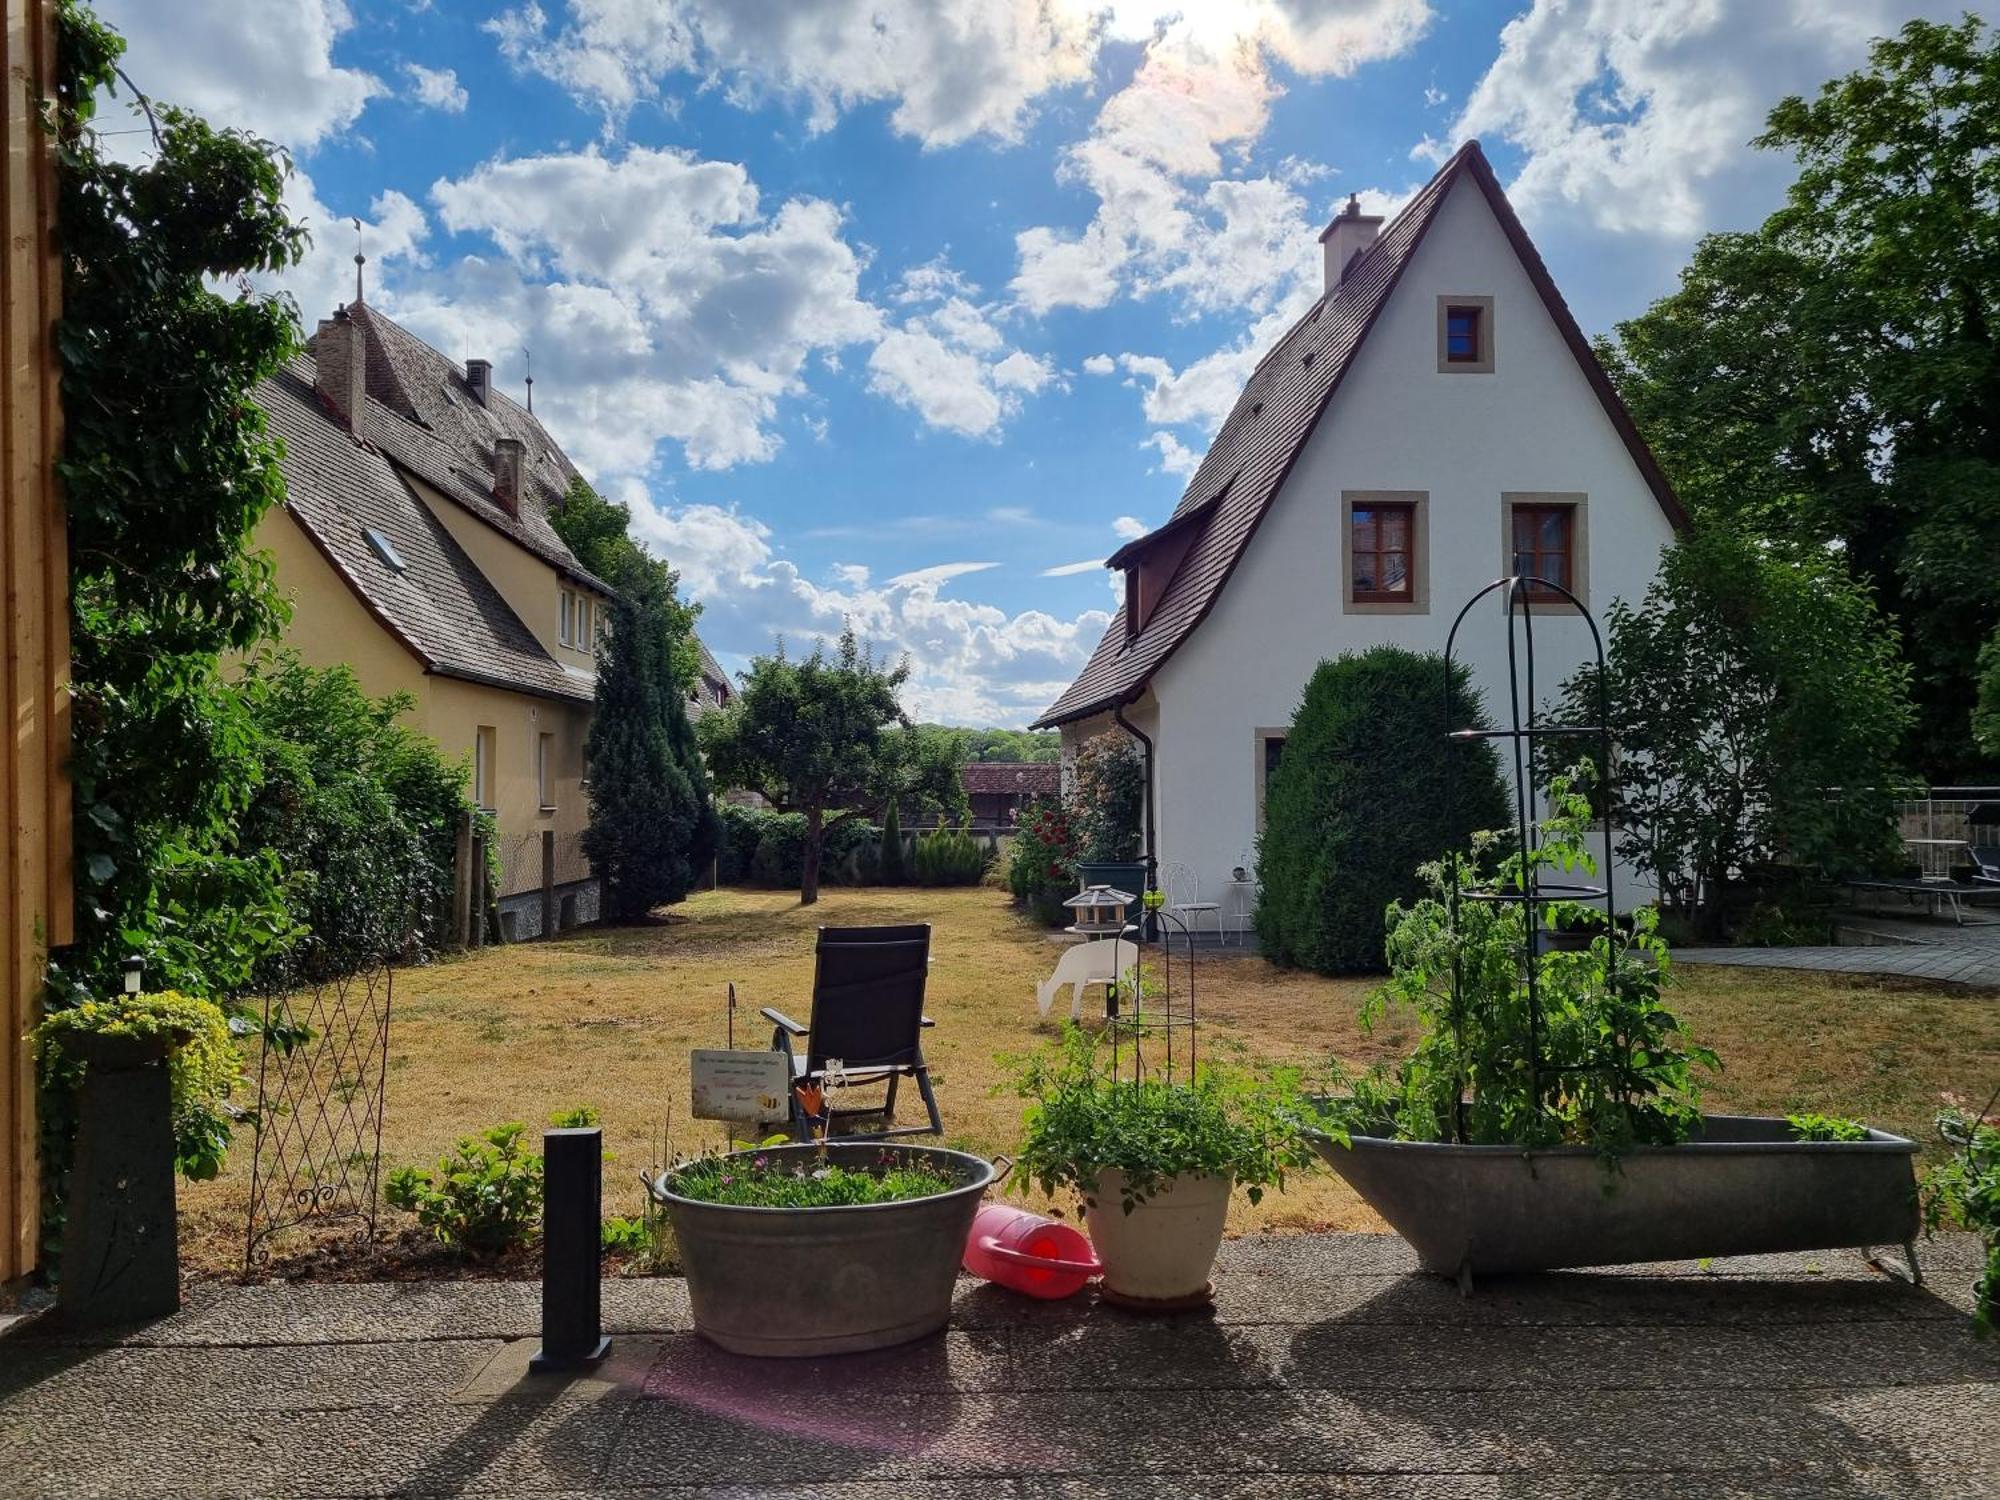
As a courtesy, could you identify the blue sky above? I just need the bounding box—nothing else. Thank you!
[99,0,1965,725]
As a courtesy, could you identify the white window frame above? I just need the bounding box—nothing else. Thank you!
[559,589,574,645]
[474,726,496,813]
[537,731,556,812]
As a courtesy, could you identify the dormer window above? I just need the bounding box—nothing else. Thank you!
[1438,295,1494,373]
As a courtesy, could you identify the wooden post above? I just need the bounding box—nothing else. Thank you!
[468,830,486,950]
[541,829,556,940]
[452,810,473,949]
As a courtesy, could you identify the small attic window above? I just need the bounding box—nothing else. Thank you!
[1250,401,1263,418]
[363,527,406,573]
[1301,351,1317,369]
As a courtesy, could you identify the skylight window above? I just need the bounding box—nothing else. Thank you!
[364,527,406,573]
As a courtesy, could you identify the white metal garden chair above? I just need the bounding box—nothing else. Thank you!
[1162,861,1223,944]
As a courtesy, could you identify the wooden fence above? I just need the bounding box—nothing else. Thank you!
[1,0,71,1285]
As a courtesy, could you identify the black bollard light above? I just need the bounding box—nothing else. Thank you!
[530,1127,611,1372]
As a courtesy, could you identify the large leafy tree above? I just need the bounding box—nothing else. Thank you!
[552,475,718,912]
[699,629,964,904]
[1551,533,1912,937]
[53,1,307,1004]
[1598,15,2000,776]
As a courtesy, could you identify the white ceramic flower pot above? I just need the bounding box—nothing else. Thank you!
[1084,1167,1234,1308]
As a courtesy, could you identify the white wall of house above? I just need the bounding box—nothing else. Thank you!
[1128,172,1675,925]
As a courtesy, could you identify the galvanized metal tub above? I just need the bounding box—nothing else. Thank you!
[648,1142,996,1357]
[1309,1114,1920,1280]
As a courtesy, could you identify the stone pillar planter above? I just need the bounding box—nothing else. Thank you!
[58,1030,183,1328]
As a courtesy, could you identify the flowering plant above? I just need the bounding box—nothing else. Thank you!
[1008,796,1081,920]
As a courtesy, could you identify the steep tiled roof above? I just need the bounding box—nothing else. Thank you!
[1034,141,1687,729]
[260,358,594,703]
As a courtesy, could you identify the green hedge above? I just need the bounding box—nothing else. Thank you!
[716,804,879,888]
[914,823,993,886]
[1255,647,1510,974]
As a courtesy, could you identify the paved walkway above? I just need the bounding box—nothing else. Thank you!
[3,1234,1996,1497]
[1677,941,2000,987]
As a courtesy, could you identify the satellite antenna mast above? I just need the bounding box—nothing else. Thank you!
[523,347,534,413]
[352,217,365,304]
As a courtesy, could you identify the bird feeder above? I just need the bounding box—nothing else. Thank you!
[1063,884,1135,936]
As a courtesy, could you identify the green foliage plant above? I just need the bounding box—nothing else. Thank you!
[1256,647,1511,974]
[1007,798,1081,923]
[33,990,240,1180]
[385,1121,545,1255]
[1925,1092,1999,1335]
[914,822,990,886]
[1066,734,1143,863]
[662,1147,958,1208]
[1012,1025,1324,1214]
[1342,766,1716,1161]
[698,628,965,904]
[878,798,907,885]
[1786,1114,1870,1143]
[1552,532,1912,938]
[1595,16,2000,773]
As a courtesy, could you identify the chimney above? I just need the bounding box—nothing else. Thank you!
[493,436,524,516]
[465,358,492,407]
[1318,194,1383,295]
[314,309,368,432]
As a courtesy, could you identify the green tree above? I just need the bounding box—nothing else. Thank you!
[1551,532,1912,936]
[51,0,308,1007]
[551,474,719,914]
[583,596,717,921]
[698,629,964,904]
[1598,15,2000,775]
[927,726,1061,763]
[1255,648,1510,974]
[878,797,906,885]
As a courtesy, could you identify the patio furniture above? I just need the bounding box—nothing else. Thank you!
[1967,804,2000,886]
[1846,877,1978,926]
[1037,938,1138,1021]
[763,924,942,1140]
[1163,861,1222,943]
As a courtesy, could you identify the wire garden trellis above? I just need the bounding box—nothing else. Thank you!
[1440,573,1618,1145]
[1102,907,1200,1086]
[243,959,394,1272]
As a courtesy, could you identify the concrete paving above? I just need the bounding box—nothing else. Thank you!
[3,1234,1996,1497]
[1676,941,2000,987]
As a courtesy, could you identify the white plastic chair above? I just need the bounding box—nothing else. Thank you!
[1162,862,1222,944]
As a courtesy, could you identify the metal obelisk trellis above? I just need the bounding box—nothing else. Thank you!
[1105,908,1199,1086]
[1441,574,1618,1145]
[243,959,394,1271]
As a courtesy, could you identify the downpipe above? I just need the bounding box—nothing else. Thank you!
[1112,701,1158,939]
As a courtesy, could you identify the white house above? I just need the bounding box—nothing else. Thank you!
[1035,141,1687,929]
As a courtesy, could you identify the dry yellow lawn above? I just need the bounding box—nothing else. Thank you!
[181,884,2000,1274]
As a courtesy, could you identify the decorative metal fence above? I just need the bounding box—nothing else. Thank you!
[243,961,394,1272]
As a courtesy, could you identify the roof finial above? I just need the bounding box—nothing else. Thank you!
[352,217,366,304]
[523,346,533,414]
[1342,192,1362,218]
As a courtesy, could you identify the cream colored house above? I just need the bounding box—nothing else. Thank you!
[255,299,729,938]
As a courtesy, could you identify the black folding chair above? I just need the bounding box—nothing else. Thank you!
[762,924,942,1139]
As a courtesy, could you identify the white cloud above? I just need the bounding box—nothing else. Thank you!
[403,62,468,114]
[866,263,1057,438]
[1143,429,1201,478]
[1112,515,1149,540]
[1011,3,1431,315]
[1042,559,1107,577]
[486,0,1099,146]
[1081,353,1117,375]
[1445,0,1962,237]
[93,0,380,149]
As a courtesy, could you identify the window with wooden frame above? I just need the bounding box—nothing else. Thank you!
[1341,491,1427,612]
[474,726,497,812]
[1436,295,1494,373]
[1509,502,1575,598]
[559,588,574,645]
[1254,729,1287,832]
[537,732,556,812]
[1349,501,1415,603]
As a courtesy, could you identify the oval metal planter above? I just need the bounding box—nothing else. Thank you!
[1309,1114,1920,1284]
[649,1142,996,1357]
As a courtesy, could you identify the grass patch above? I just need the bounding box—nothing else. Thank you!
[180,885,2000,1273]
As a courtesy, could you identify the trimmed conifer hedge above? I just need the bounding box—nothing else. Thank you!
[1254,646,1510,973]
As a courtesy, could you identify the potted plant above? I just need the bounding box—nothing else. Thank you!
[647,1135,998,1356]
[1309,772,1921,1288]
[1013,1027,1321,1308]
[34,987,239,1326]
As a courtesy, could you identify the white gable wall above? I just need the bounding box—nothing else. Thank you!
[1144,172,1675,925]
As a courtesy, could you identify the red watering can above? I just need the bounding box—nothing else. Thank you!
[963,1202,1100,1300]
